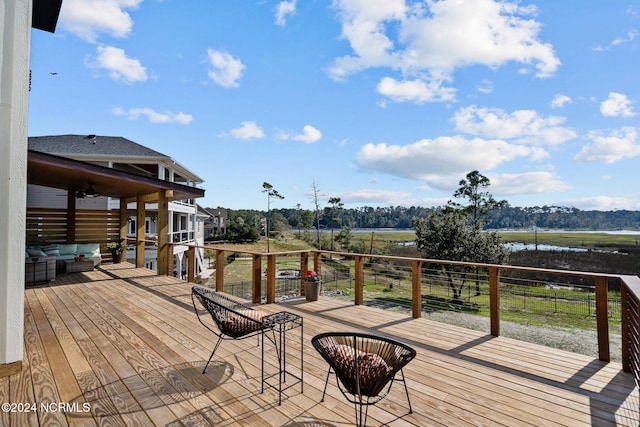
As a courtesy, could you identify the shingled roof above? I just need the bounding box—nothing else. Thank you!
[28,135,168,159]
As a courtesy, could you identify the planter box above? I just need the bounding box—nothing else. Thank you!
[304,281,321,302]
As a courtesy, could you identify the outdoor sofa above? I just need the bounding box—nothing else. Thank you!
[26,243,102,273]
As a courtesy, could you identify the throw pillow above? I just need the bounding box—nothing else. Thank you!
[27,248,47,258]
[327,344,391,395]
[42,244,60,256]
[222,309,266,336]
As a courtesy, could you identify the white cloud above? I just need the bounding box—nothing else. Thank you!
[575,126,640,164]
[594,30,639,51]
[551,94,572,109]
[452,105,577,146]
[476,79,494,94]
[230,121,265,140]
[489,172,570,195]
[292,125,323,144]
[59,0,142,42]
[331,189,413,205]
[88,45,147,84]
[612,30,639,46]
[356,135,531,185]
[275,0,297,26]
[113,107,193,124]
[376,77,456,103]
[600,92,636,117]
[206,49,246,88]
[329,0,559,102]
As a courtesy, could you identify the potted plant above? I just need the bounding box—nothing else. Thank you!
[105,240,127,264]
[304,270,321,302]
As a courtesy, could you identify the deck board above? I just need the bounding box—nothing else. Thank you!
[5,263,638,426]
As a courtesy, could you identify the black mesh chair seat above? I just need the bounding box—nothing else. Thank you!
[192,286,269,373]
[312,332,416,426]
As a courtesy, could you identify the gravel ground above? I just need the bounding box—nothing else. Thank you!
[284,292,622,363]
[344,294,623,363]
[421,309,622,362]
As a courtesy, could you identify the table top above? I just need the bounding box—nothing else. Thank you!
[26,258,49,264]
[263,311,303,330]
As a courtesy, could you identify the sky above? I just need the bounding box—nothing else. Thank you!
[27,0,640,212]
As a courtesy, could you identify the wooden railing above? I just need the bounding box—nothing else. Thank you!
[621,275,640,390]
[178,245,640,383]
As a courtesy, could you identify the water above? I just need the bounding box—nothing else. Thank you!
[503,242,590,253]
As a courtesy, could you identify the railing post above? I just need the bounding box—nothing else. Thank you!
[136,195,145,268]
[489,266,500,337]
[621,283,630,373]
[595,276,610,362]
[215,250,225,292]
[354,255,364,305]
[252,254,262,304]
[300,252,309,296]
[187,246,195,283]
[412,260,422,319]
[167,244,174,277]
[313,251,322,277]
[266,254,276,304]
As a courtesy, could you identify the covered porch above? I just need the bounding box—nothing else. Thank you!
[4,263,637,426]
[26,149,205,273]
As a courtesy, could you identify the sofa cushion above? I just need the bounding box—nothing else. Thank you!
[59,244,78,255]
[76,243,100,255]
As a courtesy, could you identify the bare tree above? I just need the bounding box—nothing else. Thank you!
[311,181,322,248]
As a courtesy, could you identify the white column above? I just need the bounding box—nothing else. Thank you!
[0,0,32,366]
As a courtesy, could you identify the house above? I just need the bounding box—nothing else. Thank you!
[203,206,228,238]
[27,134,207,278]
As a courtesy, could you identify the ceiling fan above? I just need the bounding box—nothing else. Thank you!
[76,182,99,199]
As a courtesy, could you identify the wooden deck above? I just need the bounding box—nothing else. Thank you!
[3,263,638,426]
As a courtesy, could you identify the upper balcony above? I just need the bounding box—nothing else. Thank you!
[9,249,640,426]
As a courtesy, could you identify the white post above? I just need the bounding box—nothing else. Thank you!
[0,0,32,368]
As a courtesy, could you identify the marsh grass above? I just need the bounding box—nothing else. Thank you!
[207,231,628,334]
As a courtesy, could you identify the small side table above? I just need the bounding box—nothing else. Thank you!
[25,258,49,284]
[261,311,303,405]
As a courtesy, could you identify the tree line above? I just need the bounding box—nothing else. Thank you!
[209,200,640,243]
[276,204,640,231]
[207,176,640,244]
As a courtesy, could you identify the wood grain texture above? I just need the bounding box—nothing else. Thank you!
[7,262,637,426]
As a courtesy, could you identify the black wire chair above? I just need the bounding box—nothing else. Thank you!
[191,286,268,374]
[311,332,416,426]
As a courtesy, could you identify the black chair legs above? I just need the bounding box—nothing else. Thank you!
[203,335,223,373]
[398,369,413,413]
[320,367,332,402]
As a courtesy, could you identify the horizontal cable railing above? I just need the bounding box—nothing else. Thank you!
[175,245,640,387]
